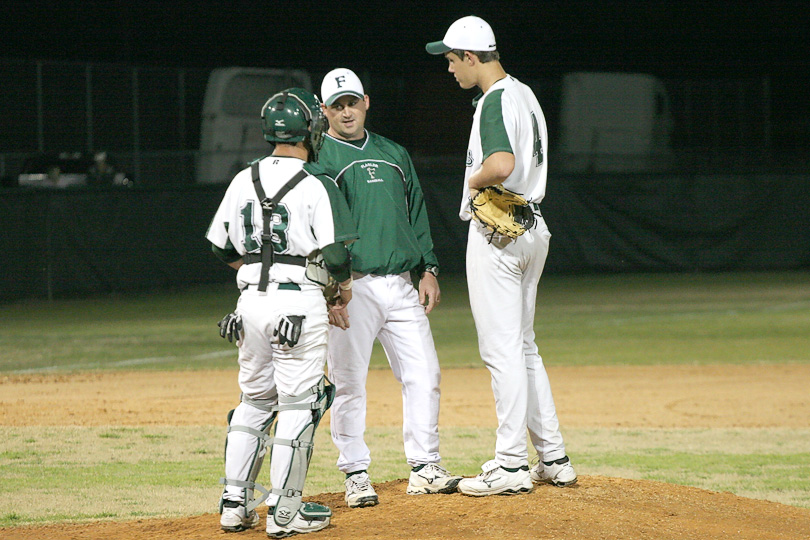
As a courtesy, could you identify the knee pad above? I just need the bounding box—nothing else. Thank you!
[269,377,334,527]
[219,396,278,513]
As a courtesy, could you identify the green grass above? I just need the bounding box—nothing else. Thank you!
[2,271,810,526]
[2,426,809,526]
[2,271,809,373]
[0,282,240,373]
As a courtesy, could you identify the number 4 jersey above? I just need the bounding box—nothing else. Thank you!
[206,156,358,290]
[461,75,548,220]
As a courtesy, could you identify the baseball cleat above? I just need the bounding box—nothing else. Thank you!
[220,500,260,532]
[531,456,578,487]
[266,502,331,538]
[457,460,534,497]
[406,463,462,494]
[344,471,379,508]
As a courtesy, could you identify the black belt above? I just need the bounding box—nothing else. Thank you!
[242,252,306,266]
[241,282,301,292]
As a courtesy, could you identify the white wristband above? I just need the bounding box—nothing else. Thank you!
[339,277,353,291]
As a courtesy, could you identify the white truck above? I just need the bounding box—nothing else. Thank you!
[196,69,673,181]
[556,72,674,173]
[197,67,313,184]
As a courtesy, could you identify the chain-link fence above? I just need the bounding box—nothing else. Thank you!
[0,58,209,186]
[0,58,798,188]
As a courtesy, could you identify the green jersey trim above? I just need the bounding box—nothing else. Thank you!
[305,164,360,245]
[325,130,370,151]
[211,243,241,264]
[322,241,352,282]
[480,89,513,162]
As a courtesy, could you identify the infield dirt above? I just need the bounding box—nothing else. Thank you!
[2,364,810,539]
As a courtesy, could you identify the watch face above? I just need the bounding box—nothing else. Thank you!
[425,267,439,277]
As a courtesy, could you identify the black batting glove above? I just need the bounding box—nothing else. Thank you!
[217,312,243,343]
[274,315,305,347]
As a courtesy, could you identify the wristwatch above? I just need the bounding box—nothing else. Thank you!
[422,266,439,278]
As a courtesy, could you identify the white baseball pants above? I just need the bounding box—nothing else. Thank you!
[222,288,329,507]
[327,272,442,473]
[466,218,566,468]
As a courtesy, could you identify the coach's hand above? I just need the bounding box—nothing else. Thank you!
[419,272,441,314]
[328,304,350,330]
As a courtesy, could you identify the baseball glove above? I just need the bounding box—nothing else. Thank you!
[217,312,242,343]
[274,314,305,347]
[469,185,536,240]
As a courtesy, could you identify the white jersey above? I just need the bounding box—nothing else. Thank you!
[206,155,357,291]
[460,75,548,219]
[460,74,567,468]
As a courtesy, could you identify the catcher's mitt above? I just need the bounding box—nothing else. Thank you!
[470,185,537,240]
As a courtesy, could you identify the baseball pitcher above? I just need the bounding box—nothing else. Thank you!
[427,16,577,496]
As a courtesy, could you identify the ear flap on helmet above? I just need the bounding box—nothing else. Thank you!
[307,104,327,161]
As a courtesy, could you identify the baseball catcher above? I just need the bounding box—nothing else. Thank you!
[207,87,358,537]
[469,184,537,241]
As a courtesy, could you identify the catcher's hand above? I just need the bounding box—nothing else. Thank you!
[323,277,341,307]
[470,185,536,240]
[326,277,352,329]
[275,314,305,347]
[217,312,243,343]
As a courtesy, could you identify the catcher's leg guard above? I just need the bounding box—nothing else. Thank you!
[219,396,278,514]
[269,376,335,527]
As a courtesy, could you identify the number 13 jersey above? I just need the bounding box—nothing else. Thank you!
[206,156,358,290]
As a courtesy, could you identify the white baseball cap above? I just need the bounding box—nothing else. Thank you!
[425,16,497,55]
[320,68,365,106]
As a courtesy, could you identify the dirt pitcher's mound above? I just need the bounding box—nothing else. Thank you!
[3,365,810,539]
[4,477,810,540]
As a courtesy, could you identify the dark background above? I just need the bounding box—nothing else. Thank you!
[6,1,808,76]
[2,1,809,300]
[3,1,809,149]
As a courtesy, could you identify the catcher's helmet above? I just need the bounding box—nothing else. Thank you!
[261,88,327,161]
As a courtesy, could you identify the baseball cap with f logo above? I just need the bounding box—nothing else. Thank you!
[320,68,365,106]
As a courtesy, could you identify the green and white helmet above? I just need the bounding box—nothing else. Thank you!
[261,88,327,161]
